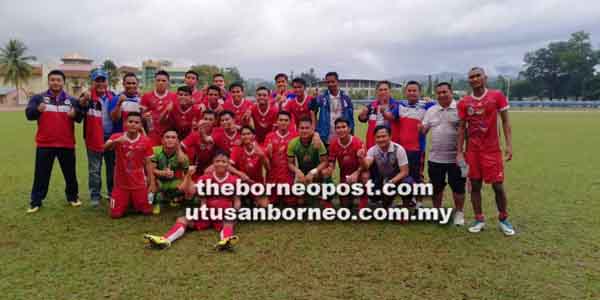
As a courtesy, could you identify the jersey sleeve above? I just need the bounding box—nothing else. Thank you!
[395,146,409,167]
[230,147,241,165]
[457,100,467,120]
[318,141,327,156]
[423,109,433,127]
[145,140,155,158]
[151,146,162,163]
[496,92,510,112]
[107,133,120,143]
[287,139,296,157]
[327,143,337,163]
[366,146,377,159]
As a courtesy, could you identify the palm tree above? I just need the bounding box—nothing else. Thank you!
[0,39,36,104]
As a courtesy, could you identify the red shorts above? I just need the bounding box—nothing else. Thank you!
[466,151,504,183]
[268,176,298,206]
[192,200,234,231]
[110,186,152,218]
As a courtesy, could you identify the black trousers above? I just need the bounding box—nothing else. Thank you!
[30,147,79,207]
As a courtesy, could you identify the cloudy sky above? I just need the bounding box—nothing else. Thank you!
[1,0,599,80]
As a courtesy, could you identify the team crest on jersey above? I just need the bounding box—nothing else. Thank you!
[64,99,71,105]
[43,97,50,104]
[467,106,475,116]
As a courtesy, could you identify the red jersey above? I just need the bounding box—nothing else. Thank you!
[109,132,154,190]
[197,172,239,208]
[141,90,177,145]
[223,98,253,126]
[27,90,79,149]
[457,89,509,153]
[283,95,313,127]
[84,90,114,152]
[212,128,241,152]
[263,130,298,181]
[191,89,204,105]
[251,103,278,144]
[181,130,216,177]
[328,136,365,180]
[169,104,202,140]
[230,145,266,183]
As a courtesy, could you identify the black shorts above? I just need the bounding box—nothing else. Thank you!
[427,161,466,194]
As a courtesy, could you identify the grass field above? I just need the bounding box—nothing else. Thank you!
[1,111,599,300]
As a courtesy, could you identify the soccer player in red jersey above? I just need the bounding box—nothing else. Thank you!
[284,78,316,128]
[264,111,299,206]
[457,67,514,236]
[271,73,291,110]
[223,82,253,127]
[104,112,155,218]
[181,111,217,179]
[198,85,224,116]
[250,86,279,144]
[212,110,241,151]
[328,118,369,209]
[141,70,177,146]
[166,86,202,140]
[230,126,270,207]
[144,150,241,251]
[183,70,203,104]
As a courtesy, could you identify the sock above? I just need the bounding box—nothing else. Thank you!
[320,200,334,209]
[221,226,234,240]
[498,211,508,221]
[475,214,485,222]
[358,196,369,210]
[164,222,186,243]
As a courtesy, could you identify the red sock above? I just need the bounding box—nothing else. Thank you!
[164,222,186,243]
[221,226,234,239]
[498,211,508,221]
[320,200,334,209]
[475,214,485,222]
[358,196,369,210]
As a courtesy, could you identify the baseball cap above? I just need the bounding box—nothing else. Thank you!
[91,69,108,81]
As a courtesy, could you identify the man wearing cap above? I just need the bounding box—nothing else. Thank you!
[79,69,116,206]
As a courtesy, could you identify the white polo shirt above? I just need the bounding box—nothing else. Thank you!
[423,100,460,164]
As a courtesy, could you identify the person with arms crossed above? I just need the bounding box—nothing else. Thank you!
[457,67,514,236]
[79,69,116,207]
[104,112,155,218]
[421,82,466,225]
[144,150,241,251]
[25,70,83,213]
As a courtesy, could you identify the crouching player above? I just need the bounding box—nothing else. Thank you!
[327,118,369,210]
[150,130,190,214]
[230,126,270,208]
[104,112,155,218]
[144,150,240,251]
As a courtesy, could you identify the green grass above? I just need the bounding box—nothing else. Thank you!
[0,111,599,299]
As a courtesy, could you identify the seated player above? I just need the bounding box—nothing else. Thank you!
[362,125,411,209]
[166,86,202,140]
[150,130,190,214]
[287,117,330,207]
[181,111,217,179]
[229,126,270,207]
[144,150,241,251]
[104,112,155,218]
[223,83,253,127]
[327,118,369,210]
[264,111,299,206]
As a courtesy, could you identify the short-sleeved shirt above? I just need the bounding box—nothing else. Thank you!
[328,136,365,180]
[251,104,278,144]
[457,89,509,153]
[366,142,408,181]
[109,132,154,190]
[223,98,253,126]
[151,146,189,181]
[392,101,433,151]
[181,130,216,176]
[212,128,241,152]
[141,91,177,143]
[287,136,327,174]
[230,146,266,183]
[264,130,298,180]
[284,95,314,127]
[423,101,460,163]
[169,104,202,140]
[196,172,239,207]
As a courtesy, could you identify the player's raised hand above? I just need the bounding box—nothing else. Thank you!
[118,94,127,104]
[115,134,129,144]
[165,168,174,179]
[166,101,174,113]
[357,148,366,159]
[188,165,197,176]
[79,91,90,107]
[67,106,76,119]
